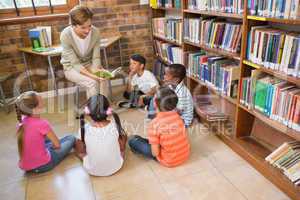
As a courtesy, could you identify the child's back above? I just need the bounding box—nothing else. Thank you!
[148,111,190,167]
[83,121,123,176]
[19,116,52,170]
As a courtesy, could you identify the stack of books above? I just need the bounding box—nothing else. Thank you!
[152,18,183,44]
[187,52,240,98]
[265,141,300,186]
[154,40,183,64]
[240,71,300,131]
[28,26,52,51]
[247,26,300,77]
[187,0,244,14]
[184,19,242,53]
[195,104,229,122]
[248,0,300,19]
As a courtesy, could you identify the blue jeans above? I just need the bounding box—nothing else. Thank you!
[147,97,156,119]
[29,135,76,173]
[128,135,156,160]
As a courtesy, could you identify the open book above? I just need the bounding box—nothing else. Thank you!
[94,67,124,79]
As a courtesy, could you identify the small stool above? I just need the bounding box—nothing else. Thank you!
[0,73,14,113]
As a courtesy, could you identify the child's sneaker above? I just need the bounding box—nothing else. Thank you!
[118,101,136,108]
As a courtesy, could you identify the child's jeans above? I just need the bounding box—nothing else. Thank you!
[29,135,76,173]
[128,135,156,160]
[147,97,156,119]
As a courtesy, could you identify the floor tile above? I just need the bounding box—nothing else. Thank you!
[26,166,94,200]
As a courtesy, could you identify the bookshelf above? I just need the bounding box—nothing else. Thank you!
[150,0,300,199]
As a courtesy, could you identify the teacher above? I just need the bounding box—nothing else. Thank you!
[60,5,108,98]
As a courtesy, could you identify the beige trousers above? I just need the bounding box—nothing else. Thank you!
[64,69,109,99]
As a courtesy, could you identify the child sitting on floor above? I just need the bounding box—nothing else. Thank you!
[76,94,127,176]
[119,54,159,108]
[15,91,76,173]
[148,64,194,127]
[128,86,190,167]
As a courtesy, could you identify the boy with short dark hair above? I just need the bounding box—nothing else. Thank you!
[128,86,190,167]
[148,64,194,127]
[119,54,159,108]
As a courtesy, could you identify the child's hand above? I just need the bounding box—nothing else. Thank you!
[75,139,86,158]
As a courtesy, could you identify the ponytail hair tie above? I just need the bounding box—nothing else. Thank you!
[106,107,113,115]
[84,106,90,115]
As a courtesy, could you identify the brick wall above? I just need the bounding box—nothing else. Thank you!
[0,0,154,97]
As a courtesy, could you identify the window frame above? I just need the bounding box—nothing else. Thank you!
[0,0,78,24]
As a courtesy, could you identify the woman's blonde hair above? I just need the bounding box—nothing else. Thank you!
[69,5,93,26]
[15,91,39,159]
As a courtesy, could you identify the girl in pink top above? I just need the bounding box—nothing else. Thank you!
[16,91,76,173]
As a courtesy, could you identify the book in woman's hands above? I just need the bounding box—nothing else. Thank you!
[94,67,123,79]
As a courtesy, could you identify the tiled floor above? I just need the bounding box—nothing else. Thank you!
[0,86,291,200]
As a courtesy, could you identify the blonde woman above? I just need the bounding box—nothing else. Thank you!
[60,5,108,98]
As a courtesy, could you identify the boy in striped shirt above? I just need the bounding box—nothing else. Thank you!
[148,64,194,127]
[128,86,190,167]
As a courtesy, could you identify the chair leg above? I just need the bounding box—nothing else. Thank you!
[108,80,113,101]
[75,86,80,110]
[0,84,9,113]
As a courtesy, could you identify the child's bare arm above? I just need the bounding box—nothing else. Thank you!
[118,134,127,153]
[46,131,60,149]
[74,139,86,160]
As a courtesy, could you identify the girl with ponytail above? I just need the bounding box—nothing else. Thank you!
[15,91,76,173]
[76,94,127,176]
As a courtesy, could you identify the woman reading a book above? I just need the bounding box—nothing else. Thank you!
[60,5,109,98]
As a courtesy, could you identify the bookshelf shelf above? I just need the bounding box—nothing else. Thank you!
[238,104,300,142]
[151,1,300,198]
[184,40,241,61]
[218,133,300,200]
[183,9,243,19]
[153,34,182,47]
[247,15,300,25]
[188,75,237,105]
[243,60,300,87]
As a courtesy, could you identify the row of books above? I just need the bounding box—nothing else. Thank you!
[240,72,300,131]
[247,26,300,77]
[187,51,240,98]
[265,141,300,186]
[248,0,300,19]
[187,0,244,14]
[184,18,242,53]
[28,26,52,51]
[154,40,183,64]
[150,0,181,8]
[152,18,183,44]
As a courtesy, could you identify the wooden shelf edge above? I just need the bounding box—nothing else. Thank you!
[217,134,300,200]
[184,9,243,19]
[184,41,241,61]
[188,75,237,105]
[243,60,300,87]
[247,15,300,25]
[153,34,183,47]
[238,104,300,141]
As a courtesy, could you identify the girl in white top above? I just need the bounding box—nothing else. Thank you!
[76,94,127,176]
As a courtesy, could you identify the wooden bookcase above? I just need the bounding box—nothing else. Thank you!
[150,1,300,199]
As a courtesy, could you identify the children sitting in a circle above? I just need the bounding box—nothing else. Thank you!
[15,54,193,176]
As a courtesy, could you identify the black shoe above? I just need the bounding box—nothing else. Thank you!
[118,101,135,108]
